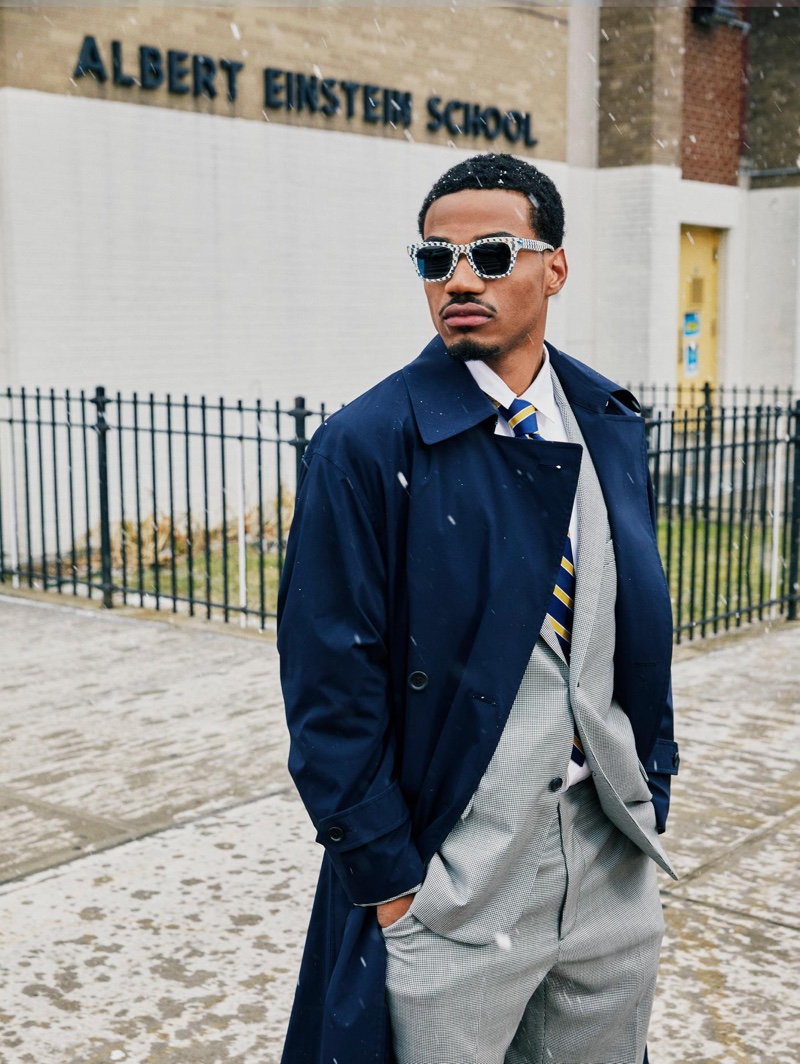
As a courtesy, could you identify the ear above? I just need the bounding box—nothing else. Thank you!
[545,248,568,297]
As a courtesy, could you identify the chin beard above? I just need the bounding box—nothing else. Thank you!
[446,338,502,364]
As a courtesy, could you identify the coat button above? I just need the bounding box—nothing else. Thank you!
[408,671,429,691]
[672,752,680,770]
[328,826,345,843]
[548,777,563,792]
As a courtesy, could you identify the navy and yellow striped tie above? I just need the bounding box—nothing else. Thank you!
[497,398,576,661]
[497,396,586,778]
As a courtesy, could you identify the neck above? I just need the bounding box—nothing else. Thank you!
[492,344,546,396]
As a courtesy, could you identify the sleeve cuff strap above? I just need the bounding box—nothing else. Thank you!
[316,780,413,853]
[645,738,680,776]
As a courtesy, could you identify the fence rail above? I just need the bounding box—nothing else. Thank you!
[0,387,327,627]
[1,383,798,641]
[646,386,800,641]
[634,381,795,418]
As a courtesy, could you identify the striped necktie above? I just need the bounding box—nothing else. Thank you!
[497,398,576,661]
[496,397,586,779]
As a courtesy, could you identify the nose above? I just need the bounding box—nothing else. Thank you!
[445,250,486,294]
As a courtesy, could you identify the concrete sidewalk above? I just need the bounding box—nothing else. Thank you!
[0,592,798,1063]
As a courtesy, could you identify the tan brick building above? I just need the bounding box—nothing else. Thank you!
[0,2,798,402]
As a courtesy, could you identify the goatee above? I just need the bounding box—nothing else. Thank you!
[446,338,502,364]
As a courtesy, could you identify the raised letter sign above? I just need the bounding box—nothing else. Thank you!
[111,41,134,87]
[139,46,164,90]
[320,78,340,117]
[363,84,381,123]
[167,50,191,95]
[220,59,244,103]
[340,81,359,120]
[264,68,284,109]
[73,35,108,82]
[426,96,443,133]
[193,55,218,99]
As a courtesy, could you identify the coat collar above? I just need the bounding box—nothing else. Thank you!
[402,336,634,446]
[402,336,497,445]
[545,342,640,416]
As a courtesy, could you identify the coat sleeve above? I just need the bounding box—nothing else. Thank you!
[644,682,679,833]
[277,443,425,906]
[643,456,679,833]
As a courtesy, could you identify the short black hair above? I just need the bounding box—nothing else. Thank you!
[418,152,565,248]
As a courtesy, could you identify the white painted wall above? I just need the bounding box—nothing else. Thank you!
[594,165,682,387]
[0,87,439,408]
[742,187,800,392]
[0,88,593,409]
[594,167,799,393]
[1,86,798,413]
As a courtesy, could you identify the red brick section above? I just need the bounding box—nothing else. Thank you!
[681,7,745,185]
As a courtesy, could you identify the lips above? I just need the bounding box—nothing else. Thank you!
[442,303,493,329]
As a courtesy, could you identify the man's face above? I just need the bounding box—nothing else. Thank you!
[420,188,567,369]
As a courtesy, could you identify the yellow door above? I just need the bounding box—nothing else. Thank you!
[678,225,721,400]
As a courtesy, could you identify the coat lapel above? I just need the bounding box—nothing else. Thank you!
[404,336,671,760]
[403,335,498,444]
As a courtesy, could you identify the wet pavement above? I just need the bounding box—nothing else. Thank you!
[0,590,798,1063]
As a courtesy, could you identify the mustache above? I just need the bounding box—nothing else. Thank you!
[440,295,496,319]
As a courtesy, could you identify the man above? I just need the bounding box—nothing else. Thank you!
[278,153,679,1064]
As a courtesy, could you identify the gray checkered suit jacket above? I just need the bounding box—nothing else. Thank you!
[409,371,675,946]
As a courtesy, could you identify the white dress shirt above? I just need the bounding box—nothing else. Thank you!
[465,349,579,564]
[466,350,590,791]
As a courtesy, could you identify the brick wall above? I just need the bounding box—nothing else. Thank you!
[600,4,745,186]
[598,5,683,169]
[746,6,800,181]
[681,7,744,186]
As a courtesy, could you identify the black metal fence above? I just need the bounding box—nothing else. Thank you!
[644,385,799,641]
[634,381,795,417]
[0,387,327,627]
[1,383,798,641]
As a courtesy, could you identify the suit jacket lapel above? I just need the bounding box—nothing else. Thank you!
[538,606,564,661]
[551,371,609,681]
[549,344,673,760]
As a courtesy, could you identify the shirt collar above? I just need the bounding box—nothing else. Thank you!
[465,349,559,428]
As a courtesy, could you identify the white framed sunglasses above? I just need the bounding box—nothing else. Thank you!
[407,236,555,282]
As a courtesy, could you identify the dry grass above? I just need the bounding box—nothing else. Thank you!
[23,495,294,619]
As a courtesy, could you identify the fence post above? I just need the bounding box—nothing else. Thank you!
[91,386,114,609]
[289,396,309,486]
[788,399,800,621]
[702,381,713,526]
[769,410,786,621]
[6,391,21,589]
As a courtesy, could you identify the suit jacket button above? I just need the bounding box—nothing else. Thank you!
[548,777,563,792]
[408,671,429,691]
[328,826,345,843]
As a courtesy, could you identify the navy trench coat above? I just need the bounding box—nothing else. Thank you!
[277,337,678,1064]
